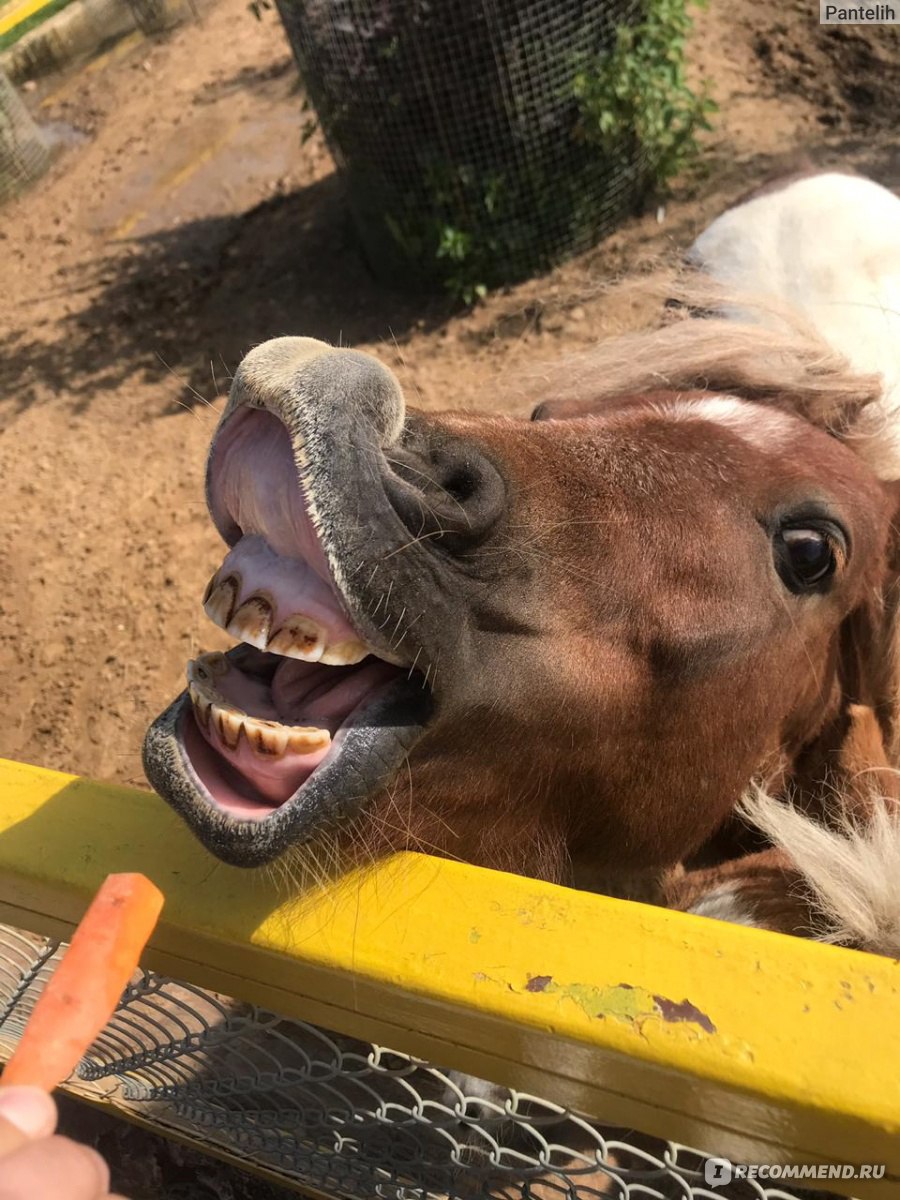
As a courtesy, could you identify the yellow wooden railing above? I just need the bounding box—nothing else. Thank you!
[0,0,56,38]
[0,756,897,1197]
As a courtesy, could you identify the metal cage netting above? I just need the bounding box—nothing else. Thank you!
[0,69,50,202]
[0,923,843,1200]
[274,0,649,293]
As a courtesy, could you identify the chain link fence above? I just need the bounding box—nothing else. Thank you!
[0,922,846,1200]
[275,0,649,294]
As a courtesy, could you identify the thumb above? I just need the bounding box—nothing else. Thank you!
[0,1086,57,1156]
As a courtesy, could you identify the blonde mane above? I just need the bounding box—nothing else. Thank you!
[515,271,900,478]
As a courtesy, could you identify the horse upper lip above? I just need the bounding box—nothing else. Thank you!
[144,339,437,857]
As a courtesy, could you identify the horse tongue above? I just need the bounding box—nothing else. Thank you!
[272,658,403,726]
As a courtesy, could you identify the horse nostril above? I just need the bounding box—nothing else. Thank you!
[438,465,478,505]
[385,440,506,552]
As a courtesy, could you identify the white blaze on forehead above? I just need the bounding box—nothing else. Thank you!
[651,394,799,452]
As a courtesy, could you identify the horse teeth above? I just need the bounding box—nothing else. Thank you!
[186,657,228,703]
[244,721,288,758]
[227,595,272,650]
[189,651,229,688]
[188,682,331,759]
[188,684,212,731]
[320,639,369,666]
[212,705,243,750]
[204,573,240,630]
[286,726,330,754]
[244,717,329,757]
[267,615,326,662]
[201,568,375,666]
[203,651,229,677]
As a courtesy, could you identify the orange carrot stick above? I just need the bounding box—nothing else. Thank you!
[1,873,164,1091]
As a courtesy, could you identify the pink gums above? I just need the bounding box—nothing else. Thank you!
[184,712,327,819]
[216,534,359,648]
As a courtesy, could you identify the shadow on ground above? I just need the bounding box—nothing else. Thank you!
[58,1094,298,1200]
[6,126,900,427]
[2,172,453,422]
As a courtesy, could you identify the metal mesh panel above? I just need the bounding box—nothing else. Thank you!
[0,69,50,202]
[274,0,648,290]
[0,923,840,1200]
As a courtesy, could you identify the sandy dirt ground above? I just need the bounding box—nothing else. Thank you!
[1,0,899,1194]
[2,0,900,790]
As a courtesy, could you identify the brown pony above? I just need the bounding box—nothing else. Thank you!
[144,171,900,956]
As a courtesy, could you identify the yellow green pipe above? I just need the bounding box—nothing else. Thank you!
[0,0,60,38]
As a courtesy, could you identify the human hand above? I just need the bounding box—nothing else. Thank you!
[0,1086,127,1200]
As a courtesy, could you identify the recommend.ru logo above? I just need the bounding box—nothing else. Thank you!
[702,1157,886,1187]
[704,1158,733,1187]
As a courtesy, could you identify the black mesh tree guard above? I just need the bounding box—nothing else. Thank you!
[0,68,49,203]
[275,0,648,294]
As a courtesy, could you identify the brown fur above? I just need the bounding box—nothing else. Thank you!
[148,214,900,954]
[340,327,900,902]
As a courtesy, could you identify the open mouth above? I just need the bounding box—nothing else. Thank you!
[183,645,406,822]
[143,341,433,865]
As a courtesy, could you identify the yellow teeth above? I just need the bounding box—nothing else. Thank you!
[227,595,273,651]
[285,728,329,753]
[201,572,370,665]
[243,722,330,756]
[186,657,330,759]
[320,639,369,666]
[243,722,289,758]
[191,689,212,732]
[204,574,239,629]
[213,706,244,751]
[266,615,326,662]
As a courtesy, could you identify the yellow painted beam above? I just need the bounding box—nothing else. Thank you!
[0,757,898,1197]
[0,0,58,37]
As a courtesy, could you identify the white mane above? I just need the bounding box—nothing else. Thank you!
[740,787,900,957]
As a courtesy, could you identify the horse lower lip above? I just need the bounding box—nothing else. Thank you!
[179,645,410,813]
[187,705,336,811]
[143,646,434,863]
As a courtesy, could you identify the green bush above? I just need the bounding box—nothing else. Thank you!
[278,0,715,303]
[574,0,716,191]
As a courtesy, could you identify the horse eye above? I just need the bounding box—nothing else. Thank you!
[775,526,838,592]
